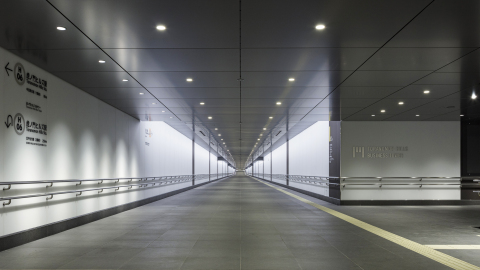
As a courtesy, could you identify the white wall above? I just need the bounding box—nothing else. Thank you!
[289,121,330,196]
[341,121,460,177]
[272,143,287,184]
[210,152,217,180]
[289,122,330,176]
[195,143,210,184]
[0,46,148,236]
[340,121,461,201]
[144,121,192,176]
[0,46,231,237]
[264,152,271,180]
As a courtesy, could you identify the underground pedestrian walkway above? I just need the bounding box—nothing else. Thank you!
[1,174,480,270]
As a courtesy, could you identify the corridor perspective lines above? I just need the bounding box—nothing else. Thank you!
[0,174,477,270]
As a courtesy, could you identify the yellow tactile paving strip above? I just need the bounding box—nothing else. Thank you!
[252,177,480,270]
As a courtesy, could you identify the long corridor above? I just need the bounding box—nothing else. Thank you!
[1,174,479,270]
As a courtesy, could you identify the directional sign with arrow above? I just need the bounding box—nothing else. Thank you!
[5,115,13,128]
[5,62,12,76]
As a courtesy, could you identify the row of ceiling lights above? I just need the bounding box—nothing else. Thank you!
[56,23,325,166]
[370,89,468,118]
[59,24,325,32]
[251,110,279,155]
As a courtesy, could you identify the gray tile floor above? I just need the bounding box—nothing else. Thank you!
[0,174,479,269]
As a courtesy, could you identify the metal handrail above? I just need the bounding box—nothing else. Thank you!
[1,173,234,206]
[340,177,461,188]
[248,173,467,187]
[0,174,217,190]
[251,174,340,186]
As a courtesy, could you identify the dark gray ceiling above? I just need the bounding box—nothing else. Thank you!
[2,0,480,168]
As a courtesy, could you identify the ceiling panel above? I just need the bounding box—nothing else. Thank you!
[49,0,239,49]
[385,0,480,47]
[242,48,376,71]
[240,71,351,87]
[0,1,97,49]
[359,48,476,71]
[343,98,438,118]
[83,88,155,100]
[52,72,142,88]
[437,49,480,73]
[342,71,431,87]
[386,85,461,99]
[242,0,431,48]
[130,71,239,88]
[9,49,123,72]
[105,49,238,72]
[337,87,399,99]
[413,72,480,86]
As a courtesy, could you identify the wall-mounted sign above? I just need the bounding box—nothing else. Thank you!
[5,60,49,147]
[353,146,408,159]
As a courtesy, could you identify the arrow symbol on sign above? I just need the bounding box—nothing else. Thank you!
[5,62,12,76]
[5,115,13,128]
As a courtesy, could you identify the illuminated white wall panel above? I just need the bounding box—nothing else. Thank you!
[272,143,287,175]
[288,122,330,195]
[195,143,209,175]
[97,102,116,179]
[289,122,329,176]
[210,152,217,180]
[264,152,271,179]
[341,121,461,201]
[144,121,192,177]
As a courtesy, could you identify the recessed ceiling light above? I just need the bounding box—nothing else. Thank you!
[257,139,260,141]
[315,24,326,30]
[398,101,404,105]
[416,115,420,117]
[260,134,263,136]
[170,117,172,118]
[139,93,144,95]
[288,78,295,82]
[460,114,464,117]
[200,102,205,105]
[269,116,273,119]
[472,92,477,99]
[56,26,67,31]
[276,102,282,105]
[98,60,106,63]
[215,128,218,130]
[218,134,221,136]
[263,128,266,130]
[371,115,375,117]
[186,78,193,82]
[424,90,430,94]
[122,79,128,82]
[152,103,156,105]
[221,139,223,140]
[208,116,212,119]
[156,25,166,31]
[223,142,225,144]
[162,111,165,113]
[380,110,385,113]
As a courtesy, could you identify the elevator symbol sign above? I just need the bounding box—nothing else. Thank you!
[14,63,25,85]
[353,147,364,158]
